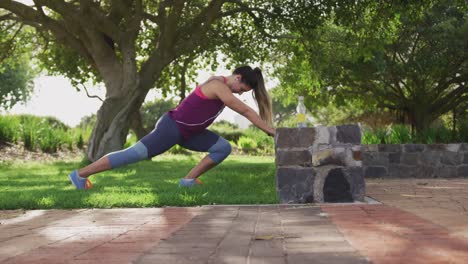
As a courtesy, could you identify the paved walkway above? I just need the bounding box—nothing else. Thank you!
[1,179,467,264]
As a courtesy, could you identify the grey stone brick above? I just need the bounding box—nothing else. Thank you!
[378,144,402,152]
[440,152,462,165]
[461,143,468,151]
[404,144,426,152]
[388,152,401,164]
[362,144,378,152]
[435,166,457,178]
[364,166,387,178]
[457,165,468,177]
[336,124,361,144]
[276,128,316,149]
[401,153,420,166]
[362,152,389,166]
[414,166,435,178]
[446,144,461,152]
[464,153,468,164]
[388,164,417,178]
[426,144,447,151]
[276,167,315,204]
[276,150,312,167]
[421,151,440,165]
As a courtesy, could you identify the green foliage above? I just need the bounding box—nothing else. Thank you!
[237,136,258,153]
[388,125,412,144]
[362,127,388,144]
[0,21,36,110]
[210,121,243,143]
[140,98,177,129]
[272,0,467,133]
[0,115,19,143]
[0,114,81,152]
[362,121,465,144]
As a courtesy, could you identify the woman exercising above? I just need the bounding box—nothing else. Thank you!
[69,65,275,189]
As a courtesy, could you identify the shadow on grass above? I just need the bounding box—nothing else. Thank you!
[0,155,277,209]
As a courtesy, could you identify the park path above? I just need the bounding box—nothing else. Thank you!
[1,179,467,264]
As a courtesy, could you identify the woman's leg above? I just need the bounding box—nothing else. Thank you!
[69,114,183,188]
[179,130,232,180]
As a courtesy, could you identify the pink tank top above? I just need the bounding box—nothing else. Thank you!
[168,77,226,139]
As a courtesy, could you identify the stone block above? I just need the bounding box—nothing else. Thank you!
[458,165,468,177]
[401,153,420,166]
[275,128,316,149]
[362,152,389,166]
[446,144,461,152]
[362,144,378,152]
[378,144,402,152]
[352,145,362,161]
[427,144,447,151]
[276,167,315,203]
[312,148,339,166]
[336,124,361,144]
[414,166,435,178]
[403,144,426,152]
[464,153,468,164]
[388,152,401,164]
[327,126,338,145]
[276,149,312,167]
[314,126,330,145]
[440,152,462,165]
[435,166,457,178]
[460,143,468,152]
[388,164,417,178]
[364,166,388,178]
[421,151,440,165]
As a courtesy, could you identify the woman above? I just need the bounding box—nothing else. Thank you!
[69,65,275,189]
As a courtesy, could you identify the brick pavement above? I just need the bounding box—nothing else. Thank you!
[1,178,467,264]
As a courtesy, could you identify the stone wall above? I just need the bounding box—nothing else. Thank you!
[363,144,468,178]
[275,125,365,204]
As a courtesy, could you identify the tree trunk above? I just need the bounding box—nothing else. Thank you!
[130,109,149,140]
[86,88,148,161]
[408,107,435,134]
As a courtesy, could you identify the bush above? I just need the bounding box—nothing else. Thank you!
[0,115,20,143]
[210,121,243,143]
[243,127,274,155]
[388,124,411,144]
[237,136,258,153]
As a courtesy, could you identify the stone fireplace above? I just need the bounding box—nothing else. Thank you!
[275,125,365,203]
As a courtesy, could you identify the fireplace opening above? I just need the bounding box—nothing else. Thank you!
[323,168,353,203]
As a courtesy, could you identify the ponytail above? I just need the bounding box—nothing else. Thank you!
[233,66,273,126]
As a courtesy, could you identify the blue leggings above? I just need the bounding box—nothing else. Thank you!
[106,113,231,168]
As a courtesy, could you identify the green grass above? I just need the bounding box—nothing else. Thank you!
[0,154,277,209]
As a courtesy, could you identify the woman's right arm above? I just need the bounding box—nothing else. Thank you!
[214,85,275,136]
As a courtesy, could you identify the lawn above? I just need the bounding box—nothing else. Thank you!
[0,154,277,209]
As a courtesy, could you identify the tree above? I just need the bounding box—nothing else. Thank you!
[273,0,467,133]
[0,0,322,161]
[0,14,35,110]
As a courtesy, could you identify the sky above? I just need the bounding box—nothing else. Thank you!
[4,71,270,129]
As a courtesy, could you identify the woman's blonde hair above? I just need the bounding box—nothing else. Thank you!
[233,66,273,126]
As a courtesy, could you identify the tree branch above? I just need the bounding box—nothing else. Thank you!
[81,83,104,102]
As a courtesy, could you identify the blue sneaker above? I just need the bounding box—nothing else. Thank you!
[68,170,93,190]
[179,178,204,187]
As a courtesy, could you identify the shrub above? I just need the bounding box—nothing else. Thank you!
[388,124,412,144]
[0,115,20,143]
[210,121,243,143]
[237,136,258,153]
[243,127,274,155]
[458,118,468,142]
